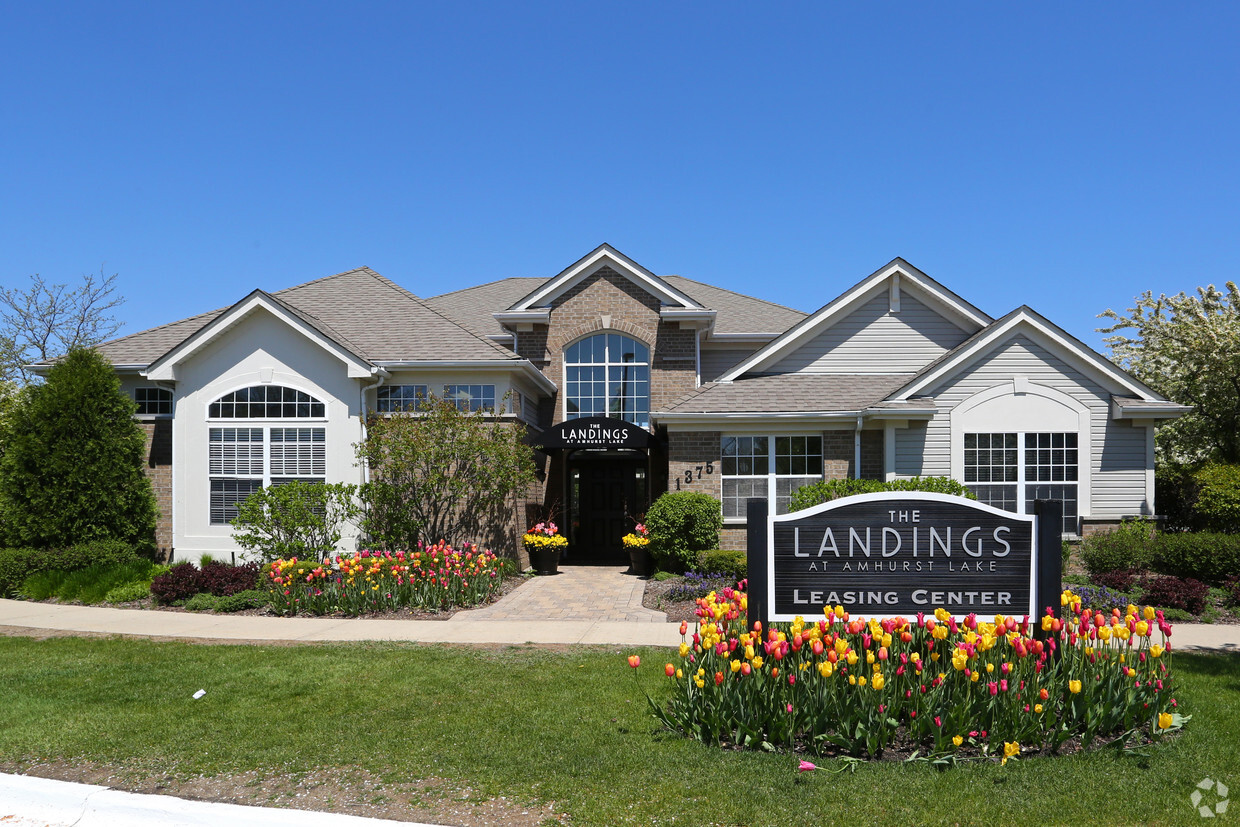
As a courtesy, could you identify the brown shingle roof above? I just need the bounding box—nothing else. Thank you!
[425,277,543,339]
[661,276,807,335]
[659,373,920,415]
[96,267,516,368]
[425,275,807,339]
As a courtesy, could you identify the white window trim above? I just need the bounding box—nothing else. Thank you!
[950,381,1091,522]
[721,432,824,523]
[561,332,652,428]
[205,382,329,423]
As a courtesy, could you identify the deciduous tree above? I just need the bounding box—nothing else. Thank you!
[355,395,536,551]
[1099,282,1240,464]
[0,269,124,383]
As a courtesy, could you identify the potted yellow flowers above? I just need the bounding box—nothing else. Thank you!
[622,522,652,576]
[523,521,567,575]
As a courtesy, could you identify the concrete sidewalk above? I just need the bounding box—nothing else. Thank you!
[0,597,684,646]
[1,597,1238,651]
[0,772,437,827]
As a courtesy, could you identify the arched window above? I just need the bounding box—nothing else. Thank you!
[564,333,650,427]
[207,385,327,525]
[208,385,325,418]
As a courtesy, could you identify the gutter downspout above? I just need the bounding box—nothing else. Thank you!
[854,415,864,480]
[359,367,391,486]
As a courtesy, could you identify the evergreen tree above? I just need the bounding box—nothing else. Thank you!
[0,347,156,552]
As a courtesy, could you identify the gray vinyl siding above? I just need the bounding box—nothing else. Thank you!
[894,334,1148,519]
[894,422,928,476]
[700,348,757,383]
[769,289,973,374]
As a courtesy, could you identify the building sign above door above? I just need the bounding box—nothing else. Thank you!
[536,416,651,450]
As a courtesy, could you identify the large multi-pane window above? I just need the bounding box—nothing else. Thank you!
[135,387,172,415]
[208,386,327,525]
[377,384,428,413]
[721,435,823,517]
[965,431,1079,534]
[564,333,650,427]
[443,384,496,412]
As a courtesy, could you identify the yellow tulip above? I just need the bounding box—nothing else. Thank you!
[1069,680,1082,694]
[1158,712,1173,730]
[1150,645,1164,658]
[871,673,885,690]
[952,735,963,747]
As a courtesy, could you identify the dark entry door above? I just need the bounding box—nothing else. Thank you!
[571,456,645,563]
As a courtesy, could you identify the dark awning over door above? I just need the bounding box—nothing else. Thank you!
[534,416,651,450]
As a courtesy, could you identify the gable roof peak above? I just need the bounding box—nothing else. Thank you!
[717,258,993,382]
[505,243,705,312]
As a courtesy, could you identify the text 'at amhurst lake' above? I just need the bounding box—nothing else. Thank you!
[769,494,1037,619]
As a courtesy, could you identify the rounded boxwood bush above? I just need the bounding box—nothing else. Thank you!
[694,548,747,584]
[1079,520,1156,577]
[646,492,723,574]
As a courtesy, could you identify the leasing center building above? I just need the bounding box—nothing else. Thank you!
[85,244,1188,563]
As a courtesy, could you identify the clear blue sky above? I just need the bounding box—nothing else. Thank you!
[3,2,1237,351]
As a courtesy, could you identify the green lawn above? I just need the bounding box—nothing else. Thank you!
[0,636,1236,826]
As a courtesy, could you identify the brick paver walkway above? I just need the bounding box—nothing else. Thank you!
[449,564,666,623]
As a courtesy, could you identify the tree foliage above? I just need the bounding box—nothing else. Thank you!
[0,270,124,384]
[232,481,361,563]
[355,395,536,550]
[0,347,156,552]
[1099,282,1240,464]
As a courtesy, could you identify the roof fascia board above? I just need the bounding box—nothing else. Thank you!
[373,358,557,395]
[702,333,783,345]
[893,309,1156,401]
[1110,399,1193,420]
[493,309,551,328]
[717,260,993,382]
[512,245,704,311]
[145,292,374,381]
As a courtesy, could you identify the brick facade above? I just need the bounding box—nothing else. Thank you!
[139,419,174,559]
[514,266,699,428]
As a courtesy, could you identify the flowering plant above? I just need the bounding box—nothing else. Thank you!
[264,541,507,616]
[523,522,568,549]
[628,586,1186,761]
[622,532,650,549]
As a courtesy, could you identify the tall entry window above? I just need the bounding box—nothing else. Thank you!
[564,333,650,427]
[208,385,327,524]
[964,431,1078,534]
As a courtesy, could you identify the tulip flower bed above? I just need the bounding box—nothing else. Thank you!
[639,583,1186,761]
[264,542,509,616]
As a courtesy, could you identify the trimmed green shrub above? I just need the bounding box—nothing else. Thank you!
[1150,532,1240,586]
[646,492,723,574]
[183,592,220,612]
[0,348,157,553]
[105,580,155,604]
[0,547,40,597]
[788,476,976,513]
[233,481,360,563]
[215,589,269,613]
[1079,520,1156,577]
[0,541,139,597]
[694,549,748,584]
